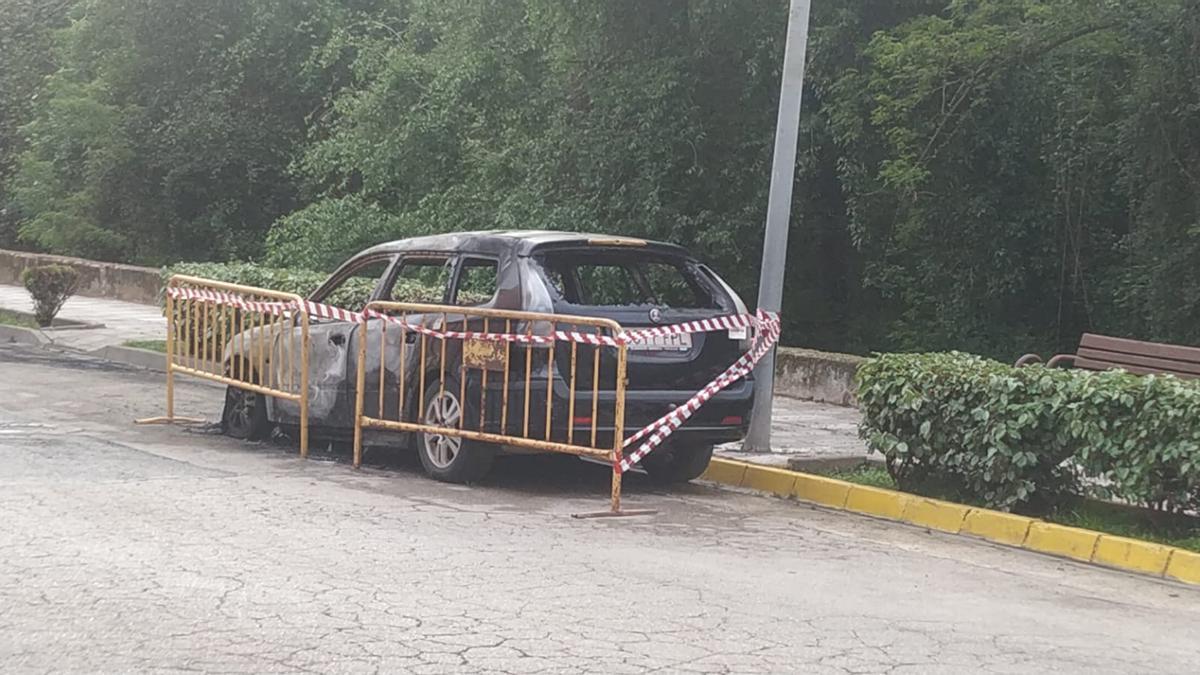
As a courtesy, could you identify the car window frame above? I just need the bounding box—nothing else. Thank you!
[381,253,455,305]
[309,253,398,307]
[448,254,501,308]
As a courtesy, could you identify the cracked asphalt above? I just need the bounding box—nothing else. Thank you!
[1,344,1199,674]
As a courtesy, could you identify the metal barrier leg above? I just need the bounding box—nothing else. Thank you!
[166,292,175,420]
[570,454,655,520]
[352,321,366,469]
[300,314,310,459]
[136,291,207,426]
[572,347,654,519]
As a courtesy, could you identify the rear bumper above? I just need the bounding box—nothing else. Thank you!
[470,376,754,449]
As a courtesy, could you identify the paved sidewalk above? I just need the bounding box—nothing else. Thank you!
[716,401,867,467]
[0,282,869,462]
[0,283,164,352]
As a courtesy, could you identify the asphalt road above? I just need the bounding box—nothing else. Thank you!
[1,344,1199,674]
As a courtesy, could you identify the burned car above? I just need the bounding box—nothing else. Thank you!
[220,231,755,483]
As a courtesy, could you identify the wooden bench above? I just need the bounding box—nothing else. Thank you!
[1016,333,1200,380]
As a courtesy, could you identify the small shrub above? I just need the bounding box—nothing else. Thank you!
[20,265,80,327]
[856,352,1200,514]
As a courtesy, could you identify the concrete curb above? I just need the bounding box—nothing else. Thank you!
[91,345,169,371]
[0,324,50,346]
[89,346,226,391]
[700,458,1200,587]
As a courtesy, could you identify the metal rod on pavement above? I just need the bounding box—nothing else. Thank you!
[744,0,813,452]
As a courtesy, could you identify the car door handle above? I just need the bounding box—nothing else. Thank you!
[330,333,346,347]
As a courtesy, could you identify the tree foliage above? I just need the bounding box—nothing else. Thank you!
[0,0,76,248]
[6,0,367,262]
[3,0,1198,356]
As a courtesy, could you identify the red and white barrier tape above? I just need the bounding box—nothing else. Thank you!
[616,310,781,473]
[171,286,768,348]
[168,285,782,470]
[362,308,761,348]
[167,286,292,316]
[303,299,370,325]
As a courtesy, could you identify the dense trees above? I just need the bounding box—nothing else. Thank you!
[1,0,1197,358]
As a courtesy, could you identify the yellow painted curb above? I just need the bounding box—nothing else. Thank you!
[845,484,910,520]
[1023,522,1100,562]
[739,465,798,497]
[791,473,851,509]
[1092,535,1173,576]
[961,509,1032,547]
[702,459,1200,586]
[1165,549,1200,585]
[902,498,969,534]
[701,460,747,487]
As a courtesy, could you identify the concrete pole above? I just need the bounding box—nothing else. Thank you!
[743,0,813,452]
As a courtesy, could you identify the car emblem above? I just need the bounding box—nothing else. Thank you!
[649,308,663,323]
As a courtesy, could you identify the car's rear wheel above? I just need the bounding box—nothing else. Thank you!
[221,385,270,440]
[417,378,495,483]
[641,443,714,484]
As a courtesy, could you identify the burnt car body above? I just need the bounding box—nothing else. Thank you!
[221,230,754,483]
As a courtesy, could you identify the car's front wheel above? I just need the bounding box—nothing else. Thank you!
[416,379,496,483]
[641,443,714,484]
[221,385,270,440]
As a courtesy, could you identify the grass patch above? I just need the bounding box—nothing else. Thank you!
[0,309,38,329]
[1051,500,1200,552]
[825,464,897,490]
[817,463,1200,553]
[124,339,167,353]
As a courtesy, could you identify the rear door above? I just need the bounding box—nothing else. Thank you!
[355,254,455,423]
[533,248,744,391]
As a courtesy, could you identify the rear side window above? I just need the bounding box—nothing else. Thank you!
[536,252,718,309]
[453,258,498,306]
[386,257,452,304]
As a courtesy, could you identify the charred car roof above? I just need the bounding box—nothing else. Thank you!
[356,230,692,259]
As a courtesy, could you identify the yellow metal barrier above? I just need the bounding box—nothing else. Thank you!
[137,274,310,457]
[352,301,647,516]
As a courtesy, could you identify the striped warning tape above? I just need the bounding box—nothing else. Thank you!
[302,299,369,325]
[170,286,774,348]
[166,286,292,316]
[616,310,781,473]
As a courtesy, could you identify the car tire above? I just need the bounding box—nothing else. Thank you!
[416,377,496,484]
[221,385,271,440]
[641,443,714,484]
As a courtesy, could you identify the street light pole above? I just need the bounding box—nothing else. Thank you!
[744,0,813,452]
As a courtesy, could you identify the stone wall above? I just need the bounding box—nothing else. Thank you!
[0,249,160,305]
[774,347,865,407]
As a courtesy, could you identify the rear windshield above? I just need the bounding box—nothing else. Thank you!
[535,250,720,309]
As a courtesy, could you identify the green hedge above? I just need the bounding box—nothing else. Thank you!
[164,261,330,299]
[857,352,1200,514]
